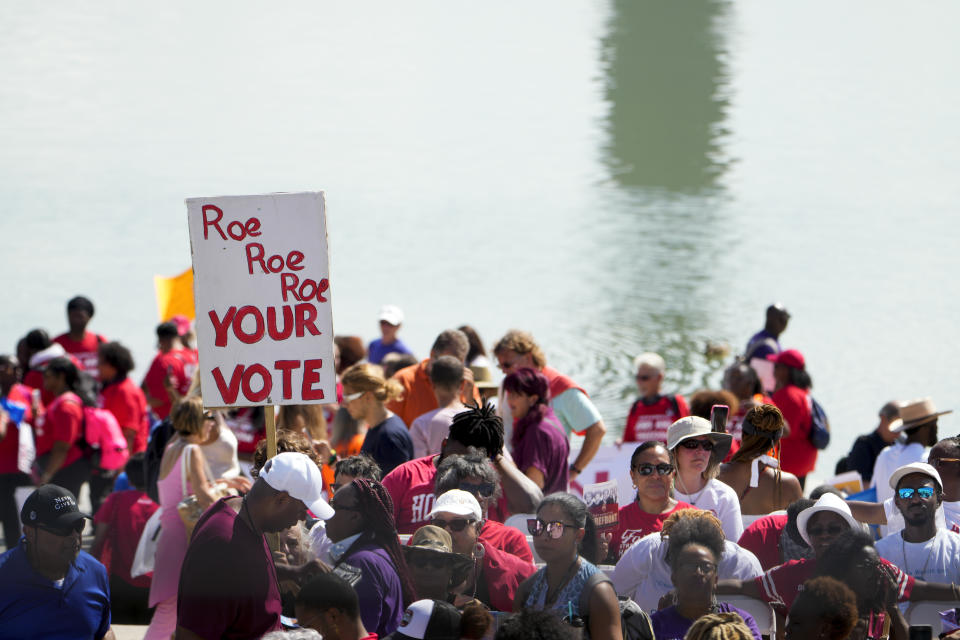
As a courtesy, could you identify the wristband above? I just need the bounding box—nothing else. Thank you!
[569,464,583,475]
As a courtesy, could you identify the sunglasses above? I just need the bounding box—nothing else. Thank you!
[633,463,675,476]
[407,553,450,570]
[636,374,656,381]
[342,390,366,403]
[37,521,85,537]
[431,517,475,532]
[898,487,935,500]
[807,524,845,537]
[679,439,715,452]
[527,518,577,539]
[459,481,496,498]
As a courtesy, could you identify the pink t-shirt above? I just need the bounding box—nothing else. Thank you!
[609,500,694,560]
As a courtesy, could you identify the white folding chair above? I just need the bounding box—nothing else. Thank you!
[720,594,776,637]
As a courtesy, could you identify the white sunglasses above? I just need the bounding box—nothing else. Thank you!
[342,390,366,402]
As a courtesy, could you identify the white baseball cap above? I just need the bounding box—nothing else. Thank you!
[888,462,942,491]
[796,493,860,546]
[427,489,482,521]
[259,452,334,520]
[378,304,404,326]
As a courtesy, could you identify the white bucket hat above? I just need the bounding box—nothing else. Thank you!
[666,416,732,460]
[260,452,335,520]
[796,493,860,546]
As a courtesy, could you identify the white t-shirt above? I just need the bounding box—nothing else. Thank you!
[876,529,960,586]
[611,532,763,612]
[674,479,744,542]
[870,441,928,504]
[200,426,242,480]
[410,405,467,459]
[943,500,960,533]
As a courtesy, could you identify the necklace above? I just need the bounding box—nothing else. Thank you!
[901,531,937,578]
[678,474,709,507]
[544,555,581,607]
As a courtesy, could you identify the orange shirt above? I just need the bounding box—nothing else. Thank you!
[386,359,482,428]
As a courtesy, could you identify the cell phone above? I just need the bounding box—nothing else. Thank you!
[710,404,729,433]
[909,625,932,640]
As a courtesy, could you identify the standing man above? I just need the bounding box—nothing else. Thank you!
[929,437,960,532]
[409,355,467,458]
[387,329,480,427]
[616,352,689,445]
[53,296,108,377]
[871,397,950,505]
[493,330,606,484]
[875,463,960,586]
[744,303,790,361]
[0,485,114,640]
[175,451,334,640]
[836,401,900,484]
[368,305,414,365]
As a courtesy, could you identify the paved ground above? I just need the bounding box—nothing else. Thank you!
[114,625,149,639]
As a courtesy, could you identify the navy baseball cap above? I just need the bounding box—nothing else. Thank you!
[20,485,91,530]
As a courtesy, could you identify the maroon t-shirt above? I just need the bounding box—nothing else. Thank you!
[177,499,282,639]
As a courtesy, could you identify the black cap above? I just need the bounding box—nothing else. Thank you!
[20,485,91,529]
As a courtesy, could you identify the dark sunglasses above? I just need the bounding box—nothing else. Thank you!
[407,553,450,570]
[527,518,577,539]
[431,517,475,532]
[679,438,715,452]
[807,524,845,537]
[898,487,935,500]
[633,463,675,476]
[636,374,656,381]
[459,481,496,498]
[37,521,85,537]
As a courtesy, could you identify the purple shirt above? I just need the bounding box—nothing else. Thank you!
[334,543,405,637]
[745,329,780,360]
[512,406,570,494]
[651,603,762,640]
[368,338,413,365]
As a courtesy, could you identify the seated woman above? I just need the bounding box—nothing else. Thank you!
[785,577,859,640]
[650,512,762,640]
[516,493,623,640]
[402,524,472,602]
[325,478,415,637]
[717,404,803,518]
[606,441,693,563]
[667,417,743,542]
[428,489,534,611]
[503,367,570,494]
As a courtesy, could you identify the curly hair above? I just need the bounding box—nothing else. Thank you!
[793,577,859,640]
[661,509,724,541]
[97,342,135,378]
[334,454,382,482]
[434,451,502,502]
[664,509,725,569]
[447,402,504,458]
[492,330,547,369]
[341,363,404,404]
[251,429,322,478]
[685,612,755,640]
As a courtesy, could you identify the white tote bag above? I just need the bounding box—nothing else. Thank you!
[130,507,163,578]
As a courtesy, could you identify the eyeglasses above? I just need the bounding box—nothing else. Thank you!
[527,518,578,539]
[679,439,715,452]
[407,553,449,570]
[37,521,85,537]
[898,487,935,500]
[431,517,476,532]
[342,390,366,403]
[807,524,845,537]
[459,481,496,498]
[633,463,675,476]
[677,560,717,575]
[636,374,656,381]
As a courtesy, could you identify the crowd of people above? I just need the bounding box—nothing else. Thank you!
[1,299,959,640]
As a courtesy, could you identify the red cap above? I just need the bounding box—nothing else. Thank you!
[766,349,805,370]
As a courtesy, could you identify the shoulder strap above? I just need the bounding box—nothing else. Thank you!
[668,394,680,416]
[181,444,192,499]
[578,571,613,616]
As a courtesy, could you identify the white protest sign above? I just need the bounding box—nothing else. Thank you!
[187,192,335,408]
[569,444,636,507]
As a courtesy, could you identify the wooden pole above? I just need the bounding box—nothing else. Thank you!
[264,404,279,552]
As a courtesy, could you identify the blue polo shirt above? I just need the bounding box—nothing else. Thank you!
[0,539,111,640]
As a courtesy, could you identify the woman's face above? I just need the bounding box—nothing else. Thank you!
[671,543,718,605]
[431,510,479,556]
[805,511,849,557]
[531,502,582,565]
[630,446,674,505]
[326,484,362,543]
[406,550,455,596]
[341,386,368,421]
[674,437,713,477]
[506,390,538,422]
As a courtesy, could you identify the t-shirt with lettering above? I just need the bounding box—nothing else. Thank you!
[92,489,159,588]
[99,377,149,453]
[382,456,439,535]
[609,500,694,561]
[622,395,689,443]
[53,331,106,377]
[177,499,282,639]
[34,392,84,467]
[360,414,413,477]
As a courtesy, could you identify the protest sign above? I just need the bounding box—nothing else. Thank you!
[568,444,635,506]
[187,192,335,408]
[583,479,619,535]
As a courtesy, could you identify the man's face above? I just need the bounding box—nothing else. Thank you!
[26,521,83,575]
[635,365,663,397]
[928,443,960,498]
[295,604,338,640]
[894,473,940,528]
[379,320,399,341]
[67,308,90,333]
[495,349,534,376]
[263,493,308,534]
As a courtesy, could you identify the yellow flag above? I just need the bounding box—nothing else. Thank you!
[154,268,195,322]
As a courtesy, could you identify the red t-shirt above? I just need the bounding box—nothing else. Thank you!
[92,490,159,588]
[100,377,149,453]
[737,514,788,571]
[622,395,689,443]
[141,350,190,420]
[178,348,199,384]
[53,331,107,377]
[34,392,84,466]
[754,557,913,610]
[177,499,282,639]
[480,519,533,564]
[22,369,55,408]
[0,384,34,474]
[771,385,817,477]
[609,501,694,560]
[382,456,439,535]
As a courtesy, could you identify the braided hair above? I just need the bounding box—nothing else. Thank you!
[731,404,785,505]
[343,478,416,606]
[684,612,755,640]
[447,402,504,458]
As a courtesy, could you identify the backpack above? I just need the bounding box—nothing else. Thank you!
[145,419,174,503]
[579,572,654,640]
[82,406,130,470]
[808,396,830,450]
